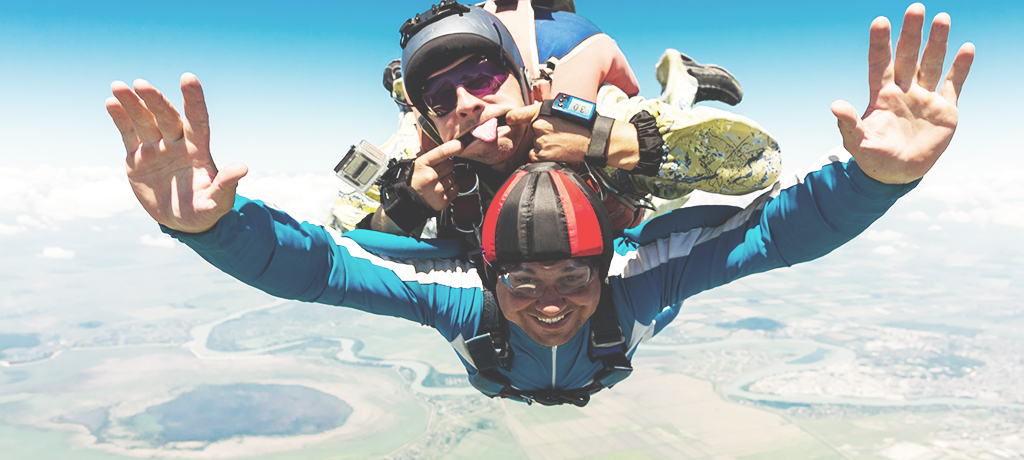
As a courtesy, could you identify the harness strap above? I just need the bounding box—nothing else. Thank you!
[534,56,559,86]
[437,160,502,241]
[465,289,514,372]
[588,282,626,360]
[585,285,633,390]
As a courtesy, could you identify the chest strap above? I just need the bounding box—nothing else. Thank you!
[465,282,633,406]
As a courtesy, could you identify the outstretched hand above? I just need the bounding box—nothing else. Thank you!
[106,73,247,233]
[832,3,974,184]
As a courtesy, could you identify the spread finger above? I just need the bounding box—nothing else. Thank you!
[111,81,162,145]
[134,79,185,143]
[105,97,141,154]
[893,4,925,90]
[917,13,950,91]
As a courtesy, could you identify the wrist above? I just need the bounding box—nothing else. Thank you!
[604,120,639,170]
[376,159,439,233]
[380,181,439,234]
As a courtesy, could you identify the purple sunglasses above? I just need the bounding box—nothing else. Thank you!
[421,56,510,117]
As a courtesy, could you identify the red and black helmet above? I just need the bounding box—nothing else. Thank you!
[482,163,614,276]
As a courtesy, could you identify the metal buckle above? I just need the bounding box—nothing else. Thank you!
[595,365,632,389]
[452,164,483,234]
[590,327,626,349]
[576,162,607,200]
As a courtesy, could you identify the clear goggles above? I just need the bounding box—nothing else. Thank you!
[497,259,598,299]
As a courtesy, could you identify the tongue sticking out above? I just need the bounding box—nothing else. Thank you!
[471,117,499,143]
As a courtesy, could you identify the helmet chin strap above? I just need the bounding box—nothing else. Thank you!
[417,114,444,146]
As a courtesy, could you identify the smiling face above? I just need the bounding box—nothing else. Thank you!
[494,259,602,347]
[423,54,531,171]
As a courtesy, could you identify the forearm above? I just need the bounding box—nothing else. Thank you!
[164,196,338,302]
[708,155,917,286]
[165,194,485,329]
[761,154,917,265]
[620,154,918,307]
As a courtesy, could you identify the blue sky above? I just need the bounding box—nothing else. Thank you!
[0,0,1021,175]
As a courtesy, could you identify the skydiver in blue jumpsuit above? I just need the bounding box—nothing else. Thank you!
[105,4,974,406]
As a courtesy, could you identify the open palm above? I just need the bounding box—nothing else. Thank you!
[106,74,247,233]
[831,3,974,185]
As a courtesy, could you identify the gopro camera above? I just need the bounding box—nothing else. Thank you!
[334,140,388,193]
[550,93,597,127]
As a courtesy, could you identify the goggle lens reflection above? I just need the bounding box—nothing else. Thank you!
[498,260,597,299]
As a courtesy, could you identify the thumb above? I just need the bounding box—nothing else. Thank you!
[211,161,248,203]
[504,103,541,126]
[830,100,861,135]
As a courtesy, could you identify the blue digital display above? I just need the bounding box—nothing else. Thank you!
[552,93,597,125]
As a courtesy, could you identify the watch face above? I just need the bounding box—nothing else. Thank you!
[553,93,596,124]
[563,97,595,119]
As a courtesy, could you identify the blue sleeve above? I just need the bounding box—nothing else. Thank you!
[162,196,482,335]
[612,157,919,322]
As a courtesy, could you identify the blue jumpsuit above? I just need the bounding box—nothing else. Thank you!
[166,155,916,397]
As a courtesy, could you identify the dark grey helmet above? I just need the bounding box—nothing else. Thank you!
[399,1,531,142]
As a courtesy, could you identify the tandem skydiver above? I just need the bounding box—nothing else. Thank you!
[106,4,973,406]
[341,0,774,331]
[327,0,780,236]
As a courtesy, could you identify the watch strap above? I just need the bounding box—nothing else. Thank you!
[585,115,614,167]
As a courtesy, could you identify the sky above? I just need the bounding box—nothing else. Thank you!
[0,0,1021,176]
[2,0,1021,280]
[0,0,1021,273]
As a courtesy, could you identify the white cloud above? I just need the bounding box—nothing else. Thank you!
[0,223,25,236]
[944,253,984,268]
[873,245,898,255]
[913,168,1024,228]
[0,166,347,233]
[862,229,905,242]
[236,172,341,223]
[0,166,137,226]
[938,210,975,224]
[39,247,75,259]
[927,224,942,232]
[992,212,1024,228]
[140,234,176,248]
[16,214,47,229]
[905,211,930,222]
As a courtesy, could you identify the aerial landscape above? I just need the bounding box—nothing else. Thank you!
[2,1,1023,458]
[2,164,1022,459]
